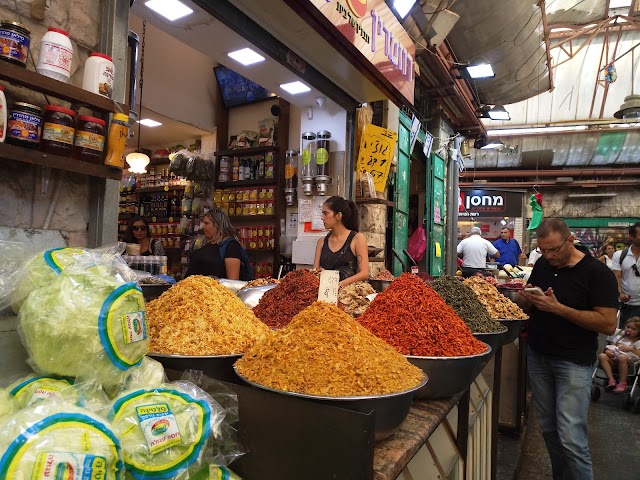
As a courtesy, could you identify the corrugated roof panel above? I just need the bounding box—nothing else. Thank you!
[616,130,640,163]
[546,0,607,25]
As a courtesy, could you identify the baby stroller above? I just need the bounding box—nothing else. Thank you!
[590,353,640,413]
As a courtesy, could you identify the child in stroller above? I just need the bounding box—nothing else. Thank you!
[598,317,640,393]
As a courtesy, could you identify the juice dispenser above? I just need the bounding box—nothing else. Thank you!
[300,131,316,196]
[284,149,298,206]
[315,130,331,195]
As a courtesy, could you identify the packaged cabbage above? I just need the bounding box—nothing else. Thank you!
[8,374,75,409]
[0,388,17,428]
[0,402,124,479]
[18,263,148,393]
[110,381,225,479]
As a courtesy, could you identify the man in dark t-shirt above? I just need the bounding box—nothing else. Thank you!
[519,219,618,480]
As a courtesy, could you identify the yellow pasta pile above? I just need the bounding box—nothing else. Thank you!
[235,301,424,396]
[147,275,269,355]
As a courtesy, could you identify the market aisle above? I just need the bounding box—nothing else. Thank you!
[517,392,640,479]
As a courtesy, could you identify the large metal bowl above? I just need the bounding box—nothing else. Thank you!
[147,352,242,383]
[497,287,522,303]
[368,280,392,293]
[217,278,248,293]
[496,319,525,344]
[234,369,428,441]
[407,342,493,400]
[472,327,508,352]
[236,284,278,308]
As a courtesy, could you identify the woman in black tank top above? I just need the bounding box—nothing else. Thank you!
[313,196,369,287]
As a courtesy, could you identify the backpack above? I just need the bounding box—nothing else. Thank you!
[219,238,255,281]
[620,247,630,265]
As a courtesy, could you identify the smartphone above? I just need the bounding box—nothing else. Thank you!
[524,287,545,296]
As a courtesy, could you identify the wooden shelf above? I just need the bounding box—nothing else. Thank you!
[356,198,395,207]
[215,146,278,157]
[0,61,127,114]
[131,186,186,193]
[229,215,276,222]
[0,142,121,180]
[216,178,277,188]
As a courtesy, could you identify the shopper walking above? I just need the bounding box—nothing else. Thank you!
[520,218,618,480]
[493,227,522,267]
[456,227,500,277]
[612,222,640,326]
[598,241,616,269]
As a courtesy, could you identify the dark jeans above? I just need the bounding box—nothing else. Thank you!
[461,267,485,278]
[619,303,640,327]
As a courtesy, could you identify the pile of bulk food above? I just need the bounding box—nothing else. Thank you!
[358,274,487,357]
[431,276,507,333]
[147,275,269,355]
[372,269,395,281]
[463,276,528,320]
[338,282,376,317]
[235,302,424,396]
[252,269,320,328]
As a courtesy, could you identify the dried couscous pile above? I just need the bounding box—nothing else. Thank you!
[147,275,269,355]
[235,301,424,397]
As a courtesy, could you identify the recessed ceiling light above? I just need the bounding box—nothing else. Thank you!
[228,48,265,66]
[467,63,494,79]
[393,0,416,18]
[145,0,193,21]
[280,81,311,94]
[138,118,162,127]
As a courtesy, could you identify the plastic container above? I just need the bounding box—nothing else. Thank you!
[73,115,106,163]
[36,28,73,83]
[82,52,114,98]
[0,85,6,143]
[7,102,42,149]
[0,20,30,67]
[41,105,76,156]
[104,113,129,168]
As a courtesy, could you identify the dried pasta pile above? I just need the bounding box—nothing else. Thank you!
[235,302,424,396]
[338,282,376,317]
[463,276,528,320]
[147,275,269,355]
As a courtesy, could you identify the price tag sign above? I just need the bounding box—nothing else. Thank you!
[356,124,397,193]
[318,270,340,305]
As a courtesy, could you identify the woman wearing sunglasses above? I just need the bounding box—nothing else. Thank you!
[123,216,166,256]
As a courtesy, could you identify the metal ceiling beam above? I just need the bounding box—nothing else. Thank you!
[460,167,640,178]
[460,180,639,188]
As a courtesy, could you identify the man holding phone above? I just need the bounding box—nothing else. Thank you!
[519,218,618,480]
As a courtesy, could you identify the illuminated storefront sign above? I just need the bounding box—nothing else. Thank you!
[459,190,524,218]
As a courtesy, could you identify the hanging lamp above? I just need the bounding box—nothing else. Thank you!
[126,20,150,174]
[614,48,640,119]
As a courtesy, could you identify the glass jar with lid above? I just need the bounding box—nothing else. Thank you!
[73,115,106,163]
[41,105,76,156]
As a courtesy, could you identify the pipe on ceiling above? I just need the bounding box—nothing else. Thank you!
[460,167,640,178]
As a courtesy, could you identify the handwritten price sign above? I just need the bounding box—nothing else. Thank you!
[357,124,398,193]
[318,270,340,305]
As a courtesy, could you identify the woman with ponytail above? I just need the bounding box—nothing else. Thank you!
[313,196,369,287]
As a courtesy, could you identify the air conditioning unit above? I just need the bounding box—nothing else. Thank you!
[423,3,460,48]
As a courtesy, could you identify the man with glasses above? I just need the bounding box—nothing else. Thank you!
[612,221,640,326]
[519,218,618,480]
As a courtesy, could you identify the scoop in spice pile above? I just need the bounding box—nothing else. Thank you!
[431,276,507,333]
[235,301,424,396]
[358,273,487,357]
[146,275,269,355]
[252,269,320,328]
[463,276,528,320]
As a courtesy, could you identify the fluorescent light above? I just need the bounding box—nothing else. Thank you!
[609,0,631,8]
[280,81,311,94]
[227,48,265,66]
[467,63,494,79]
[393,0,416,18]
[488,105,510,121]
[145,0,193,21]
[482,141,504,149]
[138,118,162,127]
[566,193,618,199]
[550,27,572,32]
[486,125,588,136]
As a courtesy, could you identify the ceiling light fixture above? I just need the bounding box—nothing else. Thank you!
[488,105,511,121]
[227,47,265,66]
[280,81,311,94]
[138,118,162,127]
[126,20,150,175]
[473,136,504,150]
[614,47,640,119]
[465,57,495,79]
[393,0,416,18]
[145,0,193,21]
[486,125,589,136]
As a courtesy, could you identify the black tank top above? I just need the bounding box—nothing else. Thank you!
[319,231,358,280]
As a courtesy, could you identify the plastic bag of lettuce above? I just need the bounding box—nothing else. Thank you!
[0,400,125,479]
[18,249,149,394]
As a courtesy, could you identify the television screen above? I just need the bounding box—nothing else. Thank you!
[214,65,276,108]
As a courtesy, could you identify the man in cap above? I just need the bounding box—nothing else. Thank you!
[456,226,500,277]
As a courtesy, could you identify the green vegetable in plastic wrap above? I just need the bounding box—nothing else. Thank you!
[18,264,148,394]
[8,375,75,409]
[0,388,17,428]
[0,402,124,479]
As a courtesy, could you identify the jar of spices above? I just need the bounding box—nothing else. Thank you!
[41,105,76,156]
[7,102,42,149]
[73,115,106,163]
[0,21,31,67]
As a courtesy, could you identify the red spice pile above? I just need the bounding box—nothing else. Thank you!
[253,269,320,328]
[358,273,487,357]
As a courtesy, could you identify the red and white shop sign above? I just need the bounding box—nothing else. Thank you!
[310,0,415,105]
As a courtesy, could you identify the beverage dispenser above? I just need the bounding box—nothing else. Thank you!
[300,131,316,196]
[315,130,331,195]
[284,149,298,206]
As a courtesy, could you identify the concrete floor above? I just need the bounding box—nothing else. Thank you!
[496,387,640,480]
